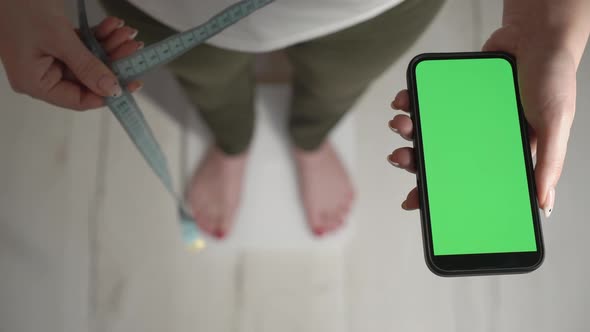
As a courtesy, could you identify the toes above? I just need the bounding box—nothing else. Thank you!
[347,190,356,207]
[325,220,341,233]
[347,190,356,202]
[387,147,416,173]
[199,223,215,237]
[334,218,345,231]
[195,212,214,236]
[313,228,325,237]
[306,195,354,238]
[216,216,234,240]
[342,190,355,211]
[193,204,217,236]
[207,217,223,239]
[320,211,345,234]
[213,227,226,239]
[338,192,354,220]
[329,212,345,232]
[309,213,325,236]
[338,203,349,217]
[388,114,413,141]
[194,208,229,240]
[321,212,335,231]
[310,208,347,236]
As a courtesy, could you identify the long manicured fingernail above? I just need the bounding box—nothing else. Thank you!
[401,201,408,210]
[98,75,122,97]
[117,19,125,28]
[388,120,399,133]
[137,41,145,50]
[544,187,555,218]
[387,155,400,167]
[129,29,138,40]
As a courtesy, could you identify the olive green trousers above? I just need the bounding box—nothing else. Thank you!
[100,0,443,154]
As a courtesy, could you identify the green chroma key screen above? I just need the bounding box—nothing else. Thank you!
[415,57,537,256]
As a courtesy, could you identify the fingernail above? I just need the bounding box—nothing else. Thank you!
[387,155,400,167]
[129,29,138,40]
[137,41,145,50]
[401,201,408,210]
[544,187,555,218]
[313,228,325,237]
[388,120,399,133]
[98,75,122,97]
[117,19,125,28]
[135,82,144,92]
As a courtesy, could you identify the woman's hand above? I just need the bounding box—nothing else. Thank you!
[387,89,419,211]
[0,0,142,110]
[388,0,589,217]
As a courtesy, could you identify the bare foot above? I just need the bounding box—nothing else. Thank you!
[294,142,355,237]
[186,146,248,239]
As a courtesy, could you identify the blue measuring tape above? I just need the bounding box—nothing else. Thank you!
[77,0,274,251]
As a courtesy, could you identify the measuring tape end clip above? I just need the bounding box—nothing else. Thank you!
[180,211,206,253]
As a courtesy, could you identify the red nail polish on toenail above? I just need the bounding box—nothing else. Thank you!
[214,230,225,239]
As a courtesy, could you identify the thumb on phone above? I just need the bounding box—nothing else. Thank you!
[55,30,122,98]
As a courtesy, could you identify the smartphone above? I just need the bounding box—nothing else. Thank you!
[406,52,544,277]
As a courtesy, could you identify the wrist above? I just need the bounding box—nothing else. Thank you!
[512,23,583,71]
[503,0,590,69]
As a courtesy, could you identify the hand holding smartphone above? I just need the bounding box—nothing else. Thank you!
[406,52,544,276]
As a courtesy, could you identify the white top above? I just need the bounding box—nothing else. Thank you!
[127,0,404,52]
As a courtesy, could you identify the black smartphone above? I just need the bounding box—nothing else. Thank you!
[406,52,544,277]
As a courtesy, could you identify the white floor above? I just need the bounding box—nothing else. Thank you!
[2,1,590,332]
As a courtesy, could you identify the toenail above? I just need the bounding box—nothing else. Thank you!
[214,229,226,239]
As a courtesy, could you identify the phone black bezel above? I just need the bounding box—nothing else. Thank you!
[406,52,545,277]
